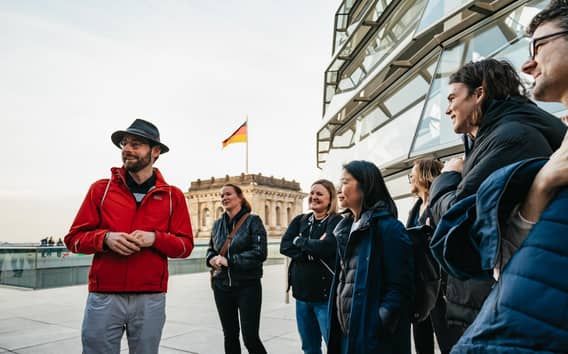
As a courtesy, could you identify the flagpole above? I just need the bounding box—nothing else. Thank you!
[246,115,249,174]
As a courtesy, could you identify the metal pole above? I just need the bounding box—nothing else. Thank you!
[246,115,249,174]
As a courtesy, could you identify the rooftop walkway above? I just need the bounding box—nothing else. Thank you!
[0,264,301,353]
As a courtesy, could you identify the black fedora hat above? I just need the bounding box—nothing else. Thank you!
[111,119,169,154]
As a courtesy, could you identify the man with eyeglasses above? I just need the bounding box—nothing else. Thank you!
[446,2,568,352]
[65,119,194,354]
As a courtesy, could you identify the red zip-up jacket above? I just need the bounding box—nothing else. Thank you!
[65,167,194,293]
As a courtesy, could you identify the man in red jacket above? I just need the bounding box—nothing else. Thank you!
[65,119,194,354]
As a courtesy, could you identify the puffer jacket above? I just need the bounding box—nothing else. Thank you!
[428,97,566,329]
[431,158,568,353]
[64,167,194,293]
[327,205,414,354]
[206,208,267,287]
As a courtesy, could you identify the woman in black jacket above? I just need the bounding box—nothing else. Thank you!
[429,59,567,340]
[206,183,268,354]
[280,179,342,354]
[407,158,456,354]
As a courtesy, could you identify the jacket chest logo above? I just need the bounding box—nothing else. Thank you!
[153,195,163,200]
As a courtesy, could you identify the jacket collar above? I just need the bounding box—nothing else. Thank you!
[336,201,392,235]
[111,167,169,189]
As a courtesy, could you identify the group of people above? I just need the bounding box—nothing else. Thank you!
[63,1,568,353]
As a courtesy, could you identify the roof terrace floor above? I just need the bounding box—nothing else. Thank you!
[0,264,300,354]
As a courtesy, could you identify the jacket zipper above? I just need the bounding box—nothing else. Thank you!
[227,241,232,287]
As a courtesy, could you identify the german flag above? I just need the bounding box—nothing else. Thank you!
[222,121,247,148]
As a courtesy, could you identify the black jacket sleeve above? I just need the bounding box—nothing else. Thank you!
[280,214,306,260]
[429,172,462,226]
[293,214,341,260]
[228,215,267,271]
[430,123,556,225]
[205,220,219,268]
[379,220,414,334]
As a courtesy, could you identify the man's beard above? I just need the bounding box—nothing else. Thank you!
[123,151,152,173]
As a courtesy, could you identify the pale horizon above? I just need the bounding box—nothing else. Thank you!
[0,1,338,242]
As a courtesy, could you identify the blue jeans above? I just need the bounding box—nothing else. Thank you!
[295,300,329,354]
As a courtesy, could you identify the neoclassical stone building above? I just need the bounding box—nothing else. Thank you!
[187,174,307,239]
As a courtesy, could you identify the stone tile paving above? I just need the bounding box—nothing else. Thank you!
[0,264,301,354]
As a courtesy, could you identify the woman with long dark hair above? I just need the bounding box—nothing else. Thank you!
[327,160,414,354]
[206,183,268,354]
[280,179,342,354]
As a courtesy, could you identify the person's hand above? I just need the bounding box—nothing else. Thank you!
[130,230,156,248]
[533,132,568,191]
[216,256,229,268]
[561,115,568,126]
[520,132,568,222]
[442,157,464,173]
[319,233,327,240]
[104,232,140,256]
[209,256,221,269]
[209,255,228,268]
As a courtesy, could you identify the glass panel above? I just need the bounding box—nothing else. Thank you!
[332,126,356,148]
[384,75,430,116]
[386,173,413,199]
[359,105,389,139]
[393,196,417,224]
[411,0,550,156]
[362,100,425,167]
[336,0,428,95]
[417,0,471,32]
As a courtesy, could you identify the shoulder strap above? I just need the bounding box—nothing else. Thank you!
[218,213,251,257]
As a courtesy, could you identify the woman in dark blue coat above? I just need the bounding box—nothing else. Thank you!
[327,160,414,354]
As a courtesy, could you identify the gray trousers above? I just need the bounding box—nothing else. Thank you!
[82,292,166,354]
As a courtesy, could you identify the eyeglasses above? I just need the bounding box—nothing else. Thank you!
[529,30,568,60]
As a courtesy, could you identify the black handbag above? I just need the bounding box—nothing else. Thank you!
[407,224,441,323]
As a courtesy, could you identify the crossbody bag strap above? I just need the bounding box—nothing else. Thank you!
[218,213,251,257]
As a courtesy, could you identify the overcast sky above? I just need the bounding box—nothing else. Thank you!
[0,0,338,242]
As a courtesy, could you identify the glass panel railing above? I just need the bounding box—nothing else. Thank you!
[0,243,284,289]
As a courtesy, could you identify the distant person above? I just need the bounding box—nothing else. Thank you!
[40,238,48,258]
[428,58,566,340]
[407,159,456,354]
[56,238,64,257]
[47,237,55,256]
[327,160,414,354]
[442,2,568,352]
[206,183,268,354]
[64,119,194,354]
[280,179,342,354]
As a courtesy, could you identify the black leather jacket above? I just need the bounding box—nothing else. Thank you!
[206,209,267,288]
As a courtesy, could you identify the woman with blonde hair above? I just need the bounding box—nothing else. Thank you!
[280,179,342,354]
[408,158,455,354]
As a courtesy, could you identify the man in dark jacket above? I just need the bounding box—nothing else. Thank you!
[428,59,567,337]
[65,119,194,354]
[445,3,568,351]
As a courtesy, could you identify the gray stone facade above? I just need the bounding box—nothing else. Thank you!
[186,174,307,238]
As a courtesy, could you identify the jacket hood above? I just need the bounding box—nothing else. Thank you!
[430,158,548,280]
[473,158,547,270]
[476,96,566,151]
